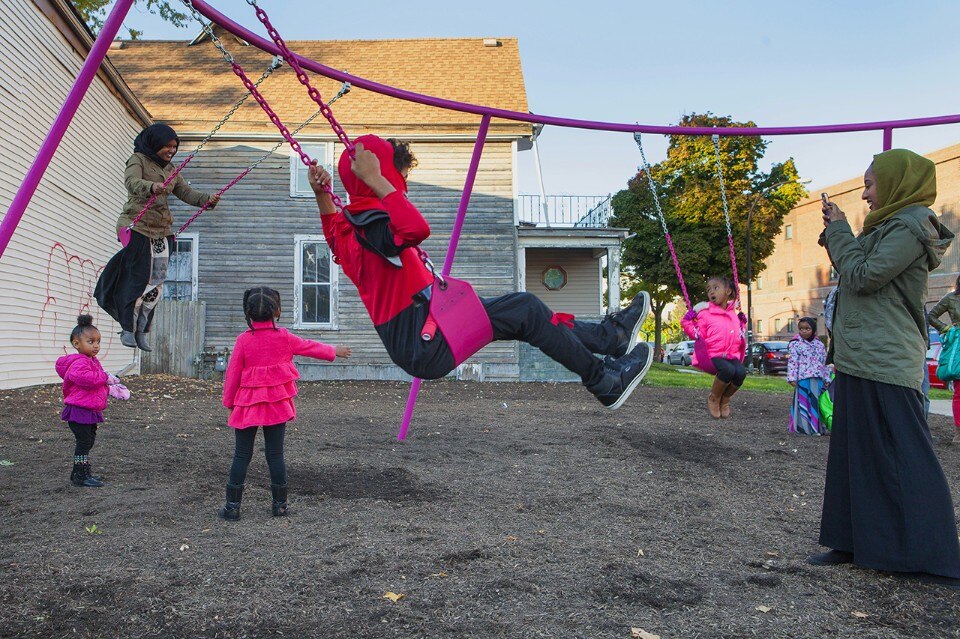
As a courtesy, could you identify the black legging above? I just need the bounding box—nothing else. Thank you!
[712,357,747,385]
[228,423,287,485]
[69,422,97,457]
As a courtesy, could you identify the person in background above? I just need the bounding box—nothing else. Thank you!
[927,275,960,443]
[787,317,830,435]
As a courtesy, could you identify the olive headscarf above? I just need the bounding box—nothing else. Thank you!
[862,148,937,232]
[133,123,180,168]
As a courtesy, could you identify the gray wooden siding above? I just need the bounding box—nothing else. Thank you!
[0,0,144,389]
[524,248,602,316]
[168,139,518,377]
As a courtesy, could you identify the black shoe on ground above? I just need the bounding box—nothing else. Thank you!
[610,291,651,358]
[219,483,244,521]
[120,330,137,348]
[134,331,152,352]
[271,483,289,517]
[806,550,853,566]
[589,342,654,410]
[914,573,960,589]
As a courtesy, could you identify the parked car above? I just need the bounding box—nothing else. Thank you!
[928,328,946,390]
[662,343,678,363]
[748,341,790,375]
[666,341,696,366]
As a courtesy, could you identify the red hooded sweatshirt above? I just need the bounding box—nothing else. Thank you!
[321,134,434,327]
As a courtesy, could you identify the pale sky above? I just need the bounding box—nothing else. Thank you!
[116,0,960,198]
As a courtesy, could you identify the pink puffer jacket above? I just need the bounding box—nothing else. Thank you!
[681,301,746,362]
[55,353,109,411]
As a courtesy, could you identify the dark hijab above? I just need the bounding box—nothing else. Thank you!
[133,124,179,167]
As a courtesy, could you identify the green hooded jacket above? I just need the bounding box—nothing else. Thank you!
[824,150,953,390]
[928,291,960,333]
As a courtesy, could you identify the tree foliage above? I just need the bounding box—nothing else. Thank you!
[611,113,806,352]
[74,0,189,40]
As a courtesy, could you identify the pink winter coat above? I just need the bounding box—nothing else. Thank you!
[681,301,746,364]
[55,354,109,411]
[222,321,337,429]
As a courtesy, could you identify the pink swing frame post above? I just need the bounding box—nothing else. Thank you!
[0,0,135,260]
[397,115,492,441]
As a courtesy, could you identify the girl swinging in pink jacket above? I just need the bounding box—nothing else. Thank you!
[681,276,747,419]
[219,287,351,521]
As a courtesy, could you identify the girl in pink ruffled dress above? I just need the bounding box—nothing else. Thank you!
[219,287,351,520]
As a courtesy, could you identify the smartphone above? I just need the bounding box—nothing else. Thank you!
[821,193,829,205]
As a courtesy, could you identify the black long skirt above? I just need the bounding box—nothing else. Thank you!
[818,372,960,578]
[94,232,168,333]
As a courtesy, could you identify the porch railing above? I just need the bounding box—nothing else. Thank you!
[517,194,612,228]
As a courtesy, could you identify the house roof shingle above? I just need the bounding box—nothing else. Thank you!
[108,34,531,138]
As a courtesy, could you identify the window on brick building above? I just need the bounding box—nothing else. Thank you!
[775,318,781,333]
[785,224,793,240]
[757,276,763,290]
[786,271,794,286]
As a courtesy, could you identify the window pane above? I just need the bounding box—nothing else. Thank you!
[301,242,330,284]
[301,284,330,323]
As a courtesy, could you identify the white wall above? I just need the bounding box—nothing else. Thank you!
[0,0,144,388]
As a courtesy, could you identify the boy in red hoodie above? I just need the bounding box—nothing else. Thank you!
[309,135,652,409]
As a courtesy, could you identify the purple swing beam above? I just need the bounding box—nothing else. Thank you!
[398,115,492,441]
[0,0,136,260]
[187,0,960,145]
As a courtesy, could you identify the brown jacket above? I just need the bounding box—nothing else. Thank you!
[116,152,213,240]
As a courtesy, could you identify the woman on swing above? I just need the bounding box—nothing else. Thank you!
[308,134,652,409]
[95,124,220,351]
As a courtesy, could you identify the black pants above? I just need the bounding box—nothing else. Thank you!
[819,372,960,578]
[712,357,746,385]
[69,422,97,457]
[381,292,611,387]
[228,424,287,486]
[94,232,168,333]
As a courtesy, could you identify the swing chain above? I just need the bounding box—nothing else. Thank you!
[180,0,234,64]
[711,134,742,309]
[633,133,692,310]
[249,1,356,156]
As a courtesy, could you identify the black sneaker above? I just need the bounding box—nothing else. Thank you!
[591,342,654,410]
[610,291,650,357]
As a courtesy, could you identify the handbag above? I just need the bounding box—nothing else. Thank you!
[937,327,960,382]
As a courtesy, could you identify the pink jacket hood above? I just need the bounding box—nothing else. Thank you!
[56,353,109,411]
[681,301,745,362]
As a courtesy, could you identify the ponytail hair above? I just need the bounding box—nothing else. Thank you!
[70,314,96,342]
[242,287,282,331]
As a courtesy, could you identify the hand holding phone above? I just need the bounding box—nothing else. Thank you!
[821,193,829,205]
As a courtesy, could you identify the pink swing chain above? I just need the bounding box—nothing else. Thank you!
[711,135,742,311]
[247,0,355,159]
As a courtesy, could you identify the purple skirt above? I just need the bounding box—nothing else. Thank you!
[61,405,104,424]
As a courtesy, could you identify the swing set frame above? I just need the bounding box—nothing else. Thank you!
[4,0,960,439]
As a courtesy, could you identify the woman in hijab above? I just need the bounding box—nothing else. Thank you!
[95,124,220,351]
[810,149,960,586]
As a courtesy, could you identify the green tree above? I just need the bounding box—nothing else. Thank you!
[74,0,189,40]
[612,113,806,356]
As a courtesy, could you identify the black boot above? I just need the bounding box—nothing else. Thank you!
[134,331,152,352]
[219,483,243,520]
[271,484,289,517]
[588,343,654,410]
[70,463,103,487]
[120,330,138,348]
[608,291,651,357]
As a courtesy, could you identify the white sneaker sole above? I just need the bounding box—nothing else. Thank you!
[626,291,651,354]
[607,343,654,410]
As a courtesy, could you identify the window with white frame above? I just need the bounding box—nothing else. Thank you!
[756,319,763,335]
[294,235,338,328]
[162,233,198,301]
[290,143,335,197]
[785,224,793,240]
[775,318,782,333]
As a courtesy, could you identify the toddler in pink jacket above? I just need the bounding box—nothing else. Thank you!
[219,287,351,521]
[55,315,130,488]
[681,276,747,419]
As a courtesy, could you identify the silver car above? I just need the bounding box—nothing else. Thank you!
[666,340,696,366]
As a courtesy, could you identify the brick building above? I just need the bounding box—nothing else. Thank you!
[751,142,960,340]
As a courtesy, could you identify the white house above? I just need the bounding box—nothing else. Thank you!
[0,0,151,389]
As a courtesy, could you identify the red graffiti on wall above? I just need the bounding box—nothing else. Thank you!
[38,242,116,362]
